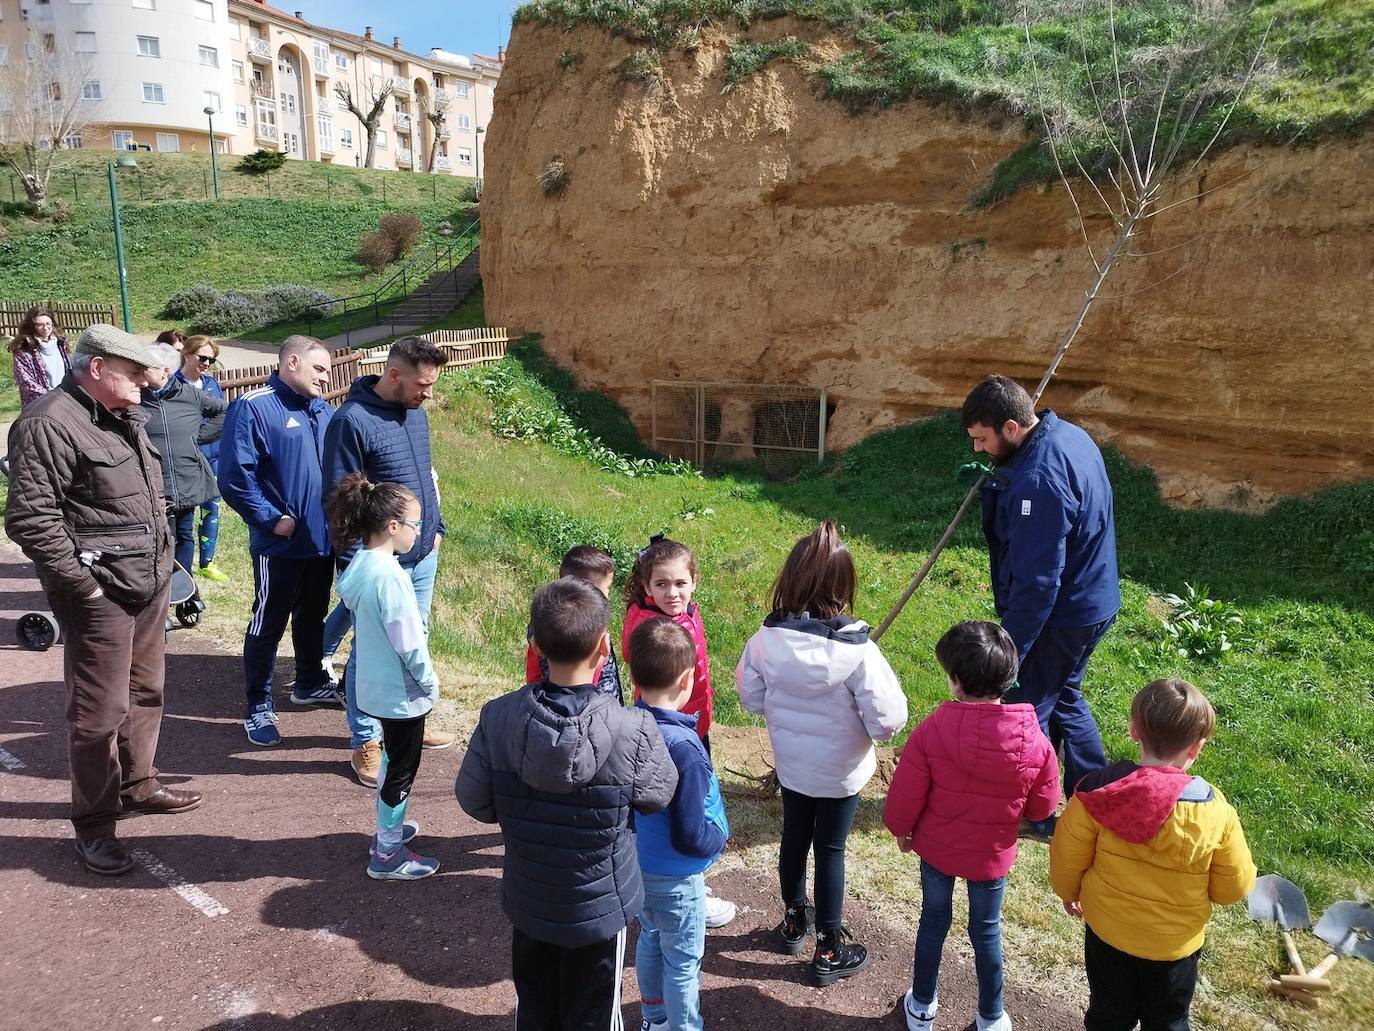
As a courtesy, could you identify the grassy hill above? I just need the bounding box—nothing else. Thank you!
[0,152,477,332]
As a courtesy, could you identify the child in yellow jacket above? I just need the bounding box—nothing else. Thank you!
[1049,677,1256,1031]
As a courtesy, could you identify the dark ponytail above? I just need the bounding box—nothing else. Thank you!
[325,472,417,549]
[623,533,696,608]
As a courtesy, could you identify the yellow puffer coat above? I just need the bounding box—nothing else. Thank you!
[1049,760,1256,961]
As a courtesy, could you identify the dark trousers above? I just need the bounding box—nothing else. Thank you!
[51,583,171,838]
[512,925,627,1031]
[778,786,861,933]
[1085,925,1200,1031]
[377,715,425,809]
[242,553,334,709]
[169,508,196,574]
[1004,616,1114,799]
[197,499,220,566]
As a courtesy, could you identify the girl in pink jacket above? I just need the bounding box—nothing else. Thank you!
[883,621,1059,1031]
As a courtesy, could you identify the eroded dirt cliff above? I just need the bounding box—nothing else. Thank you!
[482,20,1374,507]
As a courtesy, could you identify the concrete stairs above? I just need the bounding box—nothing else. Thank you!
[388,248,480,325]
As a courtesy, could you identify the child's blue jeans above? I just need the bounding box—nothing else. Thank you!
[911,859,1006,1022]
[636,871,706,1031]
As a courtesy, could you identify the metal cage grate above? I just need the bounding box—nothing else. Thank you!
[652,381,827,470]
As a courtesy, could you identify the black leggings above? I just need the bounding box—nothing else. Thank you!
[378,715,426,809]
[778,786,861,933]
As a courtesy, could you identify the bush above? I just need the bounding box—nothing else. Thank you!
[538,156,569,197]
[238,149,288,174]
[355,231,394,273]
[195,291,270,336]
[378,211,423,259]
[159,282,336,335]
[259,283,334,322]
[161,282,222,321]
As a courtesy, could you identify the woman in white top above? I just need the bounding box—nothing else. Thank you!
[9,306,70,409]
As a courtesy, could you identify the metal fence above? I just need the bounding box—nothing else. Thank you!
[651,381,828,470]
[0,300,114,338]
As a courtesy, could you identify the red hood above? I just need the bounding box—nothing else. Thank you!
[1076,761,1194,844]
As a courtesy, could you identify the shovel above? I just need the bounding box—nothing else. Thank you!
[1248,875,1311,976]
[1281,900,1374,989]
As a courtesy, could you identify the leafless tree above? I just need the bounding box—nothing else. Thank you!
[334,76,394,169]
[0,30,100,214]
[418,91,451,173]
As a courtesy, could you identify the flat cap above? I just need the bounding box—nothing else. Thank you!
[74,323,159,369]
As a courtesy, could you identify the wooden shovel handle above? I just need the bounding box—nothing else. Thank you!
[1278,973,1331,991]
[1282,930,1307,975]
[1309,953,1340,979]
[1267,980,1320,1007]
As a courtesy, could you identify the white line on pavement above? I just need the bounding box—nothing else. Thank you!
[130,848,230,918]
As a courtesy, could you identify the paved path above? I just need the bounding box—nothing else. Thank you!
[0,543,1080,1031]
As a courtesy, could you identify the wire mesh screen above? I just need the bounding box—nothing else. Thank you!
[652,381,826,471]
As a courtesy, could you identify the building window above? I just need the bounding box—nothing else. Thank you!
[312,40,328,75]
[232,59,243,82]
[81,80,101,100]
[235,103,247,126]
[142,82,165,103]
[112,130,134,150]
[137,35,160,58]
[457,147,472,165]
[488,83,495,97]
[63,133,83,148]
[339,127,353,148]
[375,129,387,148]
[337,97,349,113]
[456,113,471,131]
[255,97,275,126]
[74,31,96,52]
[367,56,382,78]
[195,0,214,21]
[156,132,179,152]
[317,114,332,150]
[132,0,155,8]
[453,81,468,98]
[334,52,347,72]
[199,45,218,67]
[203,90,222,112]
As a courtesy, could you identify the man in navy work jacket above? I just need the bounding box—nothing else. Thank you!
[219,336,338,747]
[963,374,1120,839]
[323,335,455,788]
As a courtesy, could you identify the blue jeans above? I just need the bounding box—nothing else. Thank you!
[344,547,437,748]
[636,872,705,1031]
[322,600,351,659]
[912,860,1006,1023]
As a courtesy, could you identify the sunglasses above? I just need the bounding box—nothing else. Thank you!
[195,354,215,365]
[399,517,423,531]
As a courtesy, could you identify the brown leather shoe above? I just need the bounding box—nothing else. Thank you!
[422,728,457,750]
[76,835,136,876]
[352,740,382,787]
[118,785,203,819]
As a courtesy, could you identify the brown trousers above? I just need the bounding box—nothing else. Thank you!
[51,583,170,838]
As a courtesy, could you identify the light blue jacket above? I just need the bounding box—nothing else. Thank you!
[337,548,438,719]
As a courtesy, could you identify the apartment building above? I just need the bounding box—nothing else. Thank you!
[0,0,500,176]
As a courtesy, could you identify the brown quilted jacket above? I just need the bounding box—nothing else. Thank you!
[5,376,172,608]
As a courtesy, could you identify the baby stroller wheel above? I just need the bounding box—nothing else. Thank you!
[175,600,203,628]
[17,611,61,650]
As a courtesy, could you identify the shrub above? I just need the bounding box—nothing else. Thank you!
[356,231,395,273]
[238,149,288,174]
[538,155,569,197]
[159,282,336,334]
[620,48,662,86]
[259,284,334,322]
[378,211,423,258]
[557,49,583,70]
[195,291,270,336]
[1159,583,1245,660]
[161,282,221,321]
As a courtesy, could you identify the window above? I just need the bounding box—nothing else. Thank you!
[217,139,229,154]
[198,45,218,67]
[74,32,96,52]
[487,83,495,97]
[142,82,164,103]
[112,130,134,150]
[453,81,468,98]
[317,114,332,150]
[156,132,179,152]
[232,59,243,82]
[337,97,349,113]
[195,0,214,21]
[202,90,222,113]
[367,56,382,77]
[375,129,386,148]
[63,133,83,148]
[132,0,155,8]
[280,92,295,115]
[46,81,62,102]
[229,19,241,40]
[137,35,160,58]
[456,113,471,131]
[255,97,275,125]
[235,103,247,126]
[334,52,347,72]
[81,80,101,100]
[339,127,353,148]
[312,40,328,74]
[456,147,472,165]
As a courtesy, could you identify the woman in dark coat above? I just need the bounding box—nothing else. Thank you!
[9,306,70,409]
[174,335,229,582]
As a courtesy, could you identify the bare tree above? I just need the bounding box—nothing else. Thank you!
[0,30,99,214]
[418,91,451,173]
[334,76,394,169]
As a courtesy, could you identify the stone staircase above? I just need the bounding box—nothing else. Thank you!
[389,248,481,325]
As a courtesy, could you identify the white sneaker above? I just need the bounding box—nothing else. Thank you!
[975,1013,1010,1031]
[904,989,938,1031]
[703,884,736,928]
[639,1019,666,1031]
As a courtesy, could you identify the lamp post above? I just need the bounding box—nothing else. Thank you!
[475,125,484,197]
[107,154,138,333]
[204,105,221,199]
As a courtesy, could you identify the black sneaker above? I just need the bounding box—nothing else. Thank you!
[777,902,814,956]
[812,926,868,986]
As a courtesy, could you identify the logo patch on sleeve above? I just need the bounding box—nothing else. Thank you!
[1021,499,1032,516]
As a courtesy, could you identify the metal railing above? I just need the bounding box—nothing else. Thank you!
[247,37,271,60]
[395,112,412,132]
[435,156,451,171]
[250,78,275,98]
[396,146,413,166]
[255,121,278,143]
[301,220,478,344]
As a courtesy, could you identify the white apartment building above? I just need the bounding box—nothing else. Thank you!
[0,0,500,175]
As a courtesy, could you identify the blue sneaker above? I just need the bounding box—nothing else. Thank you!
[367,846,439,881]
[289,683,344,707]
[1019,814,1058,843]
[369,820,420,856]
[244,704,281,747]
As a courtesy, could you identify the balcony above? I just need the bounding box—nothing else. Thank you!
[319,137,334,155]
[396,146,413,167]
[435,156,451,172]
[247,37,272,62]
[313,57,329,78]
[394,112,411,133]
[250,78,275,100]
[255,121,278,144]
[392,80,410,96]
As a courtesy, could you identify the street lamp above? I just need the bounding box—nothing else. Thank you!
[204,105,221,199]
[107,154,138,333]
[475,125,484,197]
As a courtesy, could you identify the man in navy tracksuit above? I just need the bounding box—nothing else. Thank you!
[323,336,452,787]
[963,375,1120,838]
[219,336,338,747]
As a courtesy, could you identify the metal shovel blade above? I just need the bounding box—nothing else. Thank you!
[1314,901,1374,963]
[1248,875,1312,930]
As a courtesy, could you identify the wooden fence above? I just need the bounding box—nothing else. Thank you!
[0,301,115,338]
[218,346,363,404]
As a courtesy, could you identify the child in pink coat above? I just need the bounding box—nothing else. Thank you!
[883,621,1059,1031]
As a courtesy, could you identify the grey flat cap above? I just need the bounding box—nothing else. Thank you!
[74,323,160,369]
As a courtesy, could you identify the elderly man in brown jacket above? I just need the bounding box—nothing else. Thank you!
[5,324,202,876]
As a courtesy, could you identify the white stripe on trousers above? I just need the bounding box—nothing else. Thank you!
[247,553,271,637]
[609,925,625,1031]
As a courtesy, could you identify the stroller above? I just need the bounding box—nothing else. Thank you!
[1,456,203,650]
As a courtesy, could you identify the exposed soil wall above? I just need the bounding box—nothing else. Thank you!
[482,21,1374,508]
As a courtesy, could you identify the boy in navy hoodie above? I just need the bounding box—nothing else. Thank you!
[631,618,731,1031]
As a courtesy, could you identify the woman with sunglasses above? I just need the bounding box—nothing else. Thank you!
[174,336,229,582]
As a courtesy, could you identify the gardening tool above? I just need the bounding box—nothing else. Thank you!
[1248,875,1312,977]
[1283,900,1374,988]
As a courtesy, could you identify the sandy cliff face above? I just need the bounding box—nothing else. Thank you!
[482,21,1374,507]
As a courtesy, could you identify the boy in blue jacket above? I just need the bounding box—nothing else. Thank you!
[630,618,732,1031]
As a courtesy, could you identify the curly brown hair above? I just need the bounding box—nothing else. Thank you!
[7,306,62,355]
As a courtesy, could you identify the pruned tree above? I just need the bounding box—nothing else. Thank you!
[0,30,99,214]
[418,91,451,173]
[334,76,394,169]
